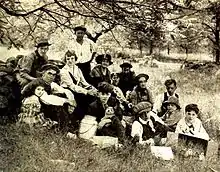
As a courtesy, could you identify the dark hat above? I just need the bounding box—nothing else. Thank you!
[97,82,114,94]
[133,101,152,115]
[74,25,87,32]
[95,54,113,65]
[162,96,181,109]
[41,64,60,73]
[135,73,149,83]
[35,38,51,48]
[120,62,132,68]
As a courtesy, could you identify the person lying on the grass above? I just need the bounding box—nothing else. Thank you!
[128,73,153,105]
[22,64,76,131]
[60,50,98,122]
[18,79,57,128]
[118,62,136,97]
[90,54,112,88]
[152,79,180,116]
[80,82,126,143]
[175,104,209,140]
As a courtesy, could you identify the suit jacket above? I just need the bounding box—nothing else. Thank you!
[60,64,91,95]
[90,65,111,88]
[128,86,153,105]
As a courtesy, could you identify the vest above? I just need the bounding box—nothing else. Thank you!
[159,92,179,117]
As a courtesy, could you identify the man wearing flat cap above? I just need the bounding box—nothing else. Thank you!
[16,38,51,87]
[128,73,153,105]
[68,25,96,83]
[118,62,136,96]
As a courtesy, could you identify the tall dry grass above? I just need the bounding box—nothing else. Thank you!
[1,124,219,172]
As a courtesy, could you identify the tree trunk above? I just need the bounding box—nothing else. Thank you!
[167,43,170,55]
[149,40,153,55]
[139,41,143,57]
[215,6,220,64]
[215,24,220,64]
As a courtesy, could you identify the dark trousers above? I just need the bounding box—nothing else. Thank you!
[69,92,96,133]
[77,62,91,83]
[42,103,70,130]
[97,116,126,143]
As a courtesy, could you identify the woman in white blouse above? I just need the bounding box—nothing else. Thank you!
[60,50,98,122]
[60,50,97,95]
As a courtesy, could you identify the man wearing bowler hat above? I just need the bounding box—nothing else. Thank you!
[68,25,96,83]
[16,38,51,87]
[118,62,136,96]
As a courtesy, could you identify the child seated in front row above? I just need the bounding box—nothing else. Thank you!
[175,104,209,140]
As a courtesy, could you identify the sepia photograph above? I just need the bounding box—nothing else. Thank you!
[0,0,220,171]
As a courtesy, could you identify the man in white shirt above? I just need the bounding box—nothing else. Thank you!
[152,79,180,116]
[68,26,96,83]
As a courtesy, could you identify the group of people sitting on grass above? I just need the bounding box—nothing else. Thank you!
[0,26,210,149]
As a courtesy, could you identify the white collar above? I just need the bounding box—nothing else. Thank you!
[139,117,148,125]
[166,91,177,97]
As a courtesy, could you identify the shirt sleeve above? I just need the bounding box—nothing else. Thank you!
[175,119,184,134]
[131,121,143,141]
[51,82,75,101]
[60,69,88,95]
[40,91,66,106]
[19,54,34,74]
[195,120,209,140]
[152,94,163,114]
[147,89,154,105]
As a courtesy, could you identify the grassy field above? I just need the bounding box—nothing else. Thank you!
[0,48,220,171]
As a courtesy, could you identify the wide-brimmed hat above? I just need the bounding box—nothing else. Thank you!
[135,73,149,83]
[41,64,60,73]
[120,62,132,68]
[35,38,51,48]
[74,25,87,32]
[133,101,152,115]
[95,54,113,65]
[162,96,181,109]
